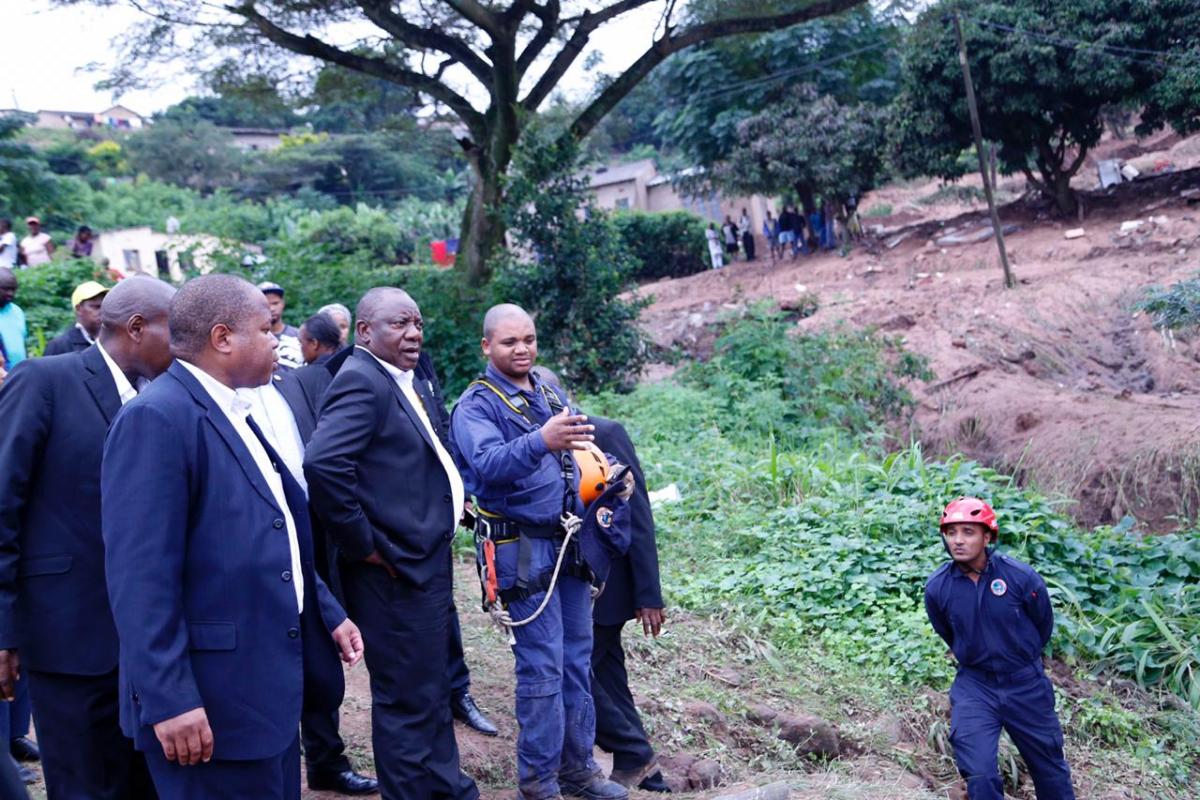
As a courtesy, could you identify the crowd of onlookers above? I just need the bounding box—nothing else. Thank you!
[703,199,864,270]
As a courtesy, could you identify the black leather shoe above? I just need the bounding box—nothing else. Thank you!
[451,692,499,736]
[307,769,379,795]
[638,771,672,793]
[10,737,38,763]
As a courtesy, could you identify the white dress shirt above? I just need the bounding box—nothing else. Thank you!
[178,360,305,613]
[240,380,308,496]
[357,347,465,529]
[96,341,137,405]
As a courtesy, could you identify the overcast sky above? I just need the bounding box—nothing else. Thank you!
[2,0,661,116]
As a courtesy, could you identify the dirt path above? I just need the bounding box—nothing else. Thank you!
[636,169,1200,529]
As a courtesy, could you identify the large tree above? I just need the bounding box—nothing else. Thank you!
[892,0,1200,216]
[59,0,867,283]
[712,86,888,213]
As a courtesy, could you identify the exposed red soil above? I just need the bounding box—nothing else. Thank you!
[635,164,1200,530]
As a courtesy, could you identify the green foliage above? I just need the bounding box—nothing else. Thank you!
[0,115,58,217]
[125,119,242,193]
[892,1,1200,213]
[85,140,128,177]
[863,203,893,217]
[1137,274,1200,331]
[610,211,710,281]
[588,310,1200,721]
[159,92,299,130]
[712,86,890,208]
[684,307,931,447]
[12,259,110,354]
[652,7,903,170]
[494,132,648,394]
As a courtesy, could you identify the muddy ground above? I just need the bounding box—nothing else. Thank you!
[637,156,1200,530]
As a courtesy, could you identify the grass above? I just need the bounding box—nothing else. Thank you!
[585,310,1200,794]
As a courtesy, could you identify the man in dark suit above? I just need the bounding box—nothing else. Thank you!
[43,280,108,356]
[102,274,364,798]
[301,320,497,738]
[305,287,479,800]
[589,418,669,793]
[0,275,177,799]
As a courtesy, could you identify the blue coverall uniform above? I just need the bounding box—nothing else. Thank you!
[451,365,602,800]
[924,553,1075,799]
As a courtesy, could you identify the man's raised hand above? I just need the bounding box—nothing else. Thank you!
[540,407,594,451]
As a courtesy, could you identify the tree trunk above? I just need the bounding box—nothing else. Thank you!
[458,147,510,286]
[1051,171,1077,216]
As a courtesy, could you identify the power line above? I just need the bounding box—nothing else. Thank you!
[963,17,1199,69]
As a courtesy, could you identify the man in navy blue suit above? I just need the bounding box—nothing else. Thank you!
[102,274,364,799]
[0,275,176,798]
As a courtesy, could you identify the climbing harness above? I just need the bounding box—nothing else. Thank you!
[467,376,610,641]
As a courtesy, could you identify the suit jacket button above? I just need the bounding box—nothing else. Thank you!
[281,570,292,582]
[287,627,299,639]
[273,519,284,529]
[443,494,452,503]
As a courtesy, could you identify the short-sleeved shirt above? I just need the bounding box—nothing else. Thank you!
[274,324,304,371]
[0,232,17,268]
[0,303,28,366]
[20,233,52,267]
[924,553,1054,674]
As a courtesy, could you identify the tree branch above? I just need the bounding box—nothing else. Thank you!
[515,1,561,78]
[231,3,485,137]
[356,0,493,86]
[566,0,868,139]
[522,0,657,112]
[444,0,503,37]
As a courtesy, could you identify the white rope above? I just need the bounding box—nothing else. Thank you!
[488,513,583,640]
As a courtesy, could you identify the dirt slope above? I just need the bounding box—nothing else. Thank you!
[636,167,1200,529]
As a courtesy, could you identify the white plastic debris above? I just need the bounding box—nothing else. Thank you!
[648,483,682,506]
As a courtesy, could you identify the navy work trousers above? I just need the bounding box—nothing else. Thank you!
[493,537,599,800]
[949,664,1075,799]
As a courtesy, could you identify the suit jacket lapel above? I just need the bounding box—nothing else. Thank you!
[166,362,280,511]
[354,349,437,454]
[80,345,122,424]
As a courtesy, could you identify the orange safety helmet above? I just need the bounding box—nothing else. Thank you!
[940,496,999,536]
[573,443,611,506]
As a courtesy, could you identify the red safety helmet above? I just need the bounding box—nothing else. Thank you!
[940,496,998,536]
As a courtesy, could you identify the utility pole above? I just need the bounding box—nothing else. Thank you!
[953,12,1015,289]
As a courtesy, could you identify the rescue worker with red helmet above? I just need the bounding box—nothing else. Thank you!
[924,497,1076,800]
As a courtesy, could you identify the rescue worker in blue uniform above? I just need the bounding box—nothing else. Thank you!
[451,304,629,800]
[924,497,1075,800]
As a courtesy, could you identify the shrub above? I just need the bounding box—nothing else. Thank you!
[611,210,710,280]
[1138,273,1200,331]
[13,259,112,355]
[683,306,932,447]
[494,131,648,394]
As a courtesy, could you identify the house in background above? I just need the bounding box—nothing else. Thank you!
[224,127,287,152]
[32,105,146,130]
[94,227,252,282]
[585,158,776,239]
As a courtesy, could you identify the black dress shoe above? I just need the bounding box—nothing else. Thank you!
[451,692,499,736]
[10,737,38,763]
[638,771,672,793]
[307,769,379,795]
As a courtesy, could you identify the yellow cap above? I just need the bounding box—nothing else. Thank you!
[71,281,109,308]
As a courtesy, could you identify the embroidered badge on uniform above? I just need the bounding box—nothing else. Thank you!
[597,507,613,528]
[990,578,1007,597]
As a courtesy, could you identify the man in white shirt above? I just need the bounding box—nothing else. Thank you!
[0,220,17,269]
[18,218,53,268]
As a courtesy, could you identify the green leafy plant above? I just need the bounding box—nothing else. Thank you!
[610,210,710,281]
